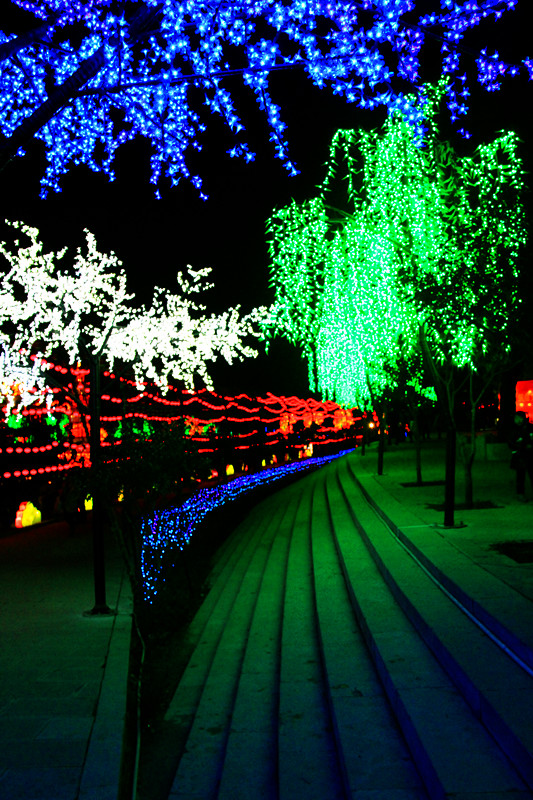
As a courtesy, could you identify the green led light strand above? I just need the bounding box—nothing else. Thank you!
[265,79,527,412]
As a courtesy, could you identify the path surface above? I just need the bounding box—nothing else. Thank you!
[0,518,131,800]
[145,440,533,799]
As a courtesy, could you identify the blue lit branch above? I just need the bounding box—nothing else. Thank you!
[0,1,529,196]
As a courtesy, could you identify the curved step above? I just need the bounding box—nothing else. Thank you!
[277,469,345,800]
[215,480,301,800]
[310,471,427,799]
[329,457,533,796]
[156,452,533,800]
[167,480,310,799]
[346,453,533,674]
[165,489,290,719]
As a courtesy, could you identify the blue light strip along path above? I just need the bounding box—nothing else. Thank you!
[140,450,354,602]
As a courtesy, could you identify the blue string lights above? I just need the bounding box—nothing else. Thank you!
[1,2,528,197]
[140,448,354,602]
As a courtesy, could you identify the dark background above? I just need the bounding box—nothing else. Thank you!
[0,2,531,396]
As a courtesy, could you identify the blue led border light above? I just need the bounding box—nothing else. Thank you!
[141,448,353,602]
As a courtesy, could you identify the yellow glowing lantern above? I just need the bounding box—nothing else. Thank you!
[280,413,290,434]
[333,409,345,430]
[313,410,325,426]
[15,501,42,528]
[303,411,313,428]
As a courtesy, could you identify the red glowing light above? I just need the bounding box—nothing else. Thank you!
[516,380,533,420]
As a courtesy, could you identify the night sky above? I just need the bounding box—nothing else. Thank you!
[0,2,531,396]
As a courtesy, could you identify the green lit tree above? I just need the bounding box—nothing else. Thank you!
[265,81,526,525]
[264,103,433,478]
[313,216,420,475]
[399,105,526,518]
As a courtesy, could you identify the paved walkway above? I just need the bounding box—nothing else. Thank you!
[1,435,532,800]
[151,435,533,800]
[356,436,533,603]
[0,515,132,800]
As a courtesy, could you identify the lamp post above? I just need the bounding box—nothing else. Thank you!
[84,355,114,616]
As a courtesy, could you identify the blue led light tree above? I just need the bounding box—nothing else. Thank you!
[0,1,530,197]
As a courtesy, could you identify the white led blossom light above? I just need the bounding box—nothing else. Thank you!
[0,221,266,396]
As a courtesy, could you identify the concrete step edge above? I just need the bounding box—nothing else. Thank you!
[168,490,300,800]
[345,453,533,674]
[338,459,533,791]
[164,496,292,731]
[216,487,307,800]
[326,463,528,798]
[277,470,346,800]
[310,470,427,800]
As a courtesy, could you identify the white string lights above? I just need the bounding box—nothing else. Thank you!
[0,221,266,396]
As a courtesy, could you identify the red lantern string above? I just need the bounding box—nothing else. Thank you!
[2,356,360,480]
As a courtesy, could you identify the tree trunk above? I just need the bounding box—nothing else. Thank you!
[464,451,474,509]
[443,426,456,527]
[462,403,476,509]
[414,428,423,485]
[118,615,142,800]
[498,367,519,442]
[418,325,456,523]
[377,409,386,476]
[85,356,113,615]
[409,409,423,485]
[461,368,478,510]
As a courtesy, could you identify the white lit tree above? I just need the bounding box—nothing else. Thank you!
[0,221,263,391]
[0,1,530,197]
[0,220,265,611]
